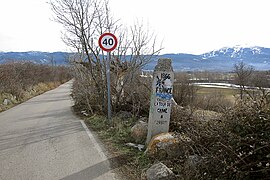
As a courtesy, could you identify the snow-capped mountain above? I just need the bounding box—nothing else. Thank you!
[202,46,269,59]
[144,46,270,71]
[1,46,270,71]
[194,46,270,71]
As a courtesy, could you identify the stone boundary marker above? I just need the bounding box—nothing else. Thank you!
[146,58,174,144]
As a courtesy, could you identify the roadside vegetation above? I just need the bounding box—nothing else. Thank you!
[83,115,152,179]
[0,62,71,112]
[76,65,270,179]
[50,0,270,179]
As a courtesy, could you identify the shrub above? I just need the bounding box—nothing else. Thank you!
[223,100,270,179]
[72,63,152,116]
[173,72,198,107]
[0,62,71,100]
[194,91,233,112]
[168,95,270,179]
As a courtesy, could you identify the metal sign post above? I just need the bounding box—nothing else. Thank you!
[98,33,118,121]
[106,51,111,121]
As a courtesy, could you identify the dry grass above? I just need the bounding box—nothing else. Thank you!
[83,115,153,180]
[196,87,238,103]
[0,82,61,112]
[193,109,222,122]
[0,62,71,112]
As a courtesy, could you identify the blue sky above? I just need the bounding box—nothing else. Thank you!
[1,0,270,54]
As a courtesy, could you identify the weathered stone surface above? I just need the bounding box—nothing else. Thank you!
[154,59,173,72]
[3,99,11,106]
[131,120,148,143]
[146,58,174,144]
[146,162,175,180]
[145,132,191,159]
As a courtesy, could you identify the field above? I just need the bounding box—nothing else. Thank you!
[196,86,238,103]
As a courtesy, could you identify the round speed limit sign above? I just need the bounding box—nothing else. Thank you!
[98,33,118,52]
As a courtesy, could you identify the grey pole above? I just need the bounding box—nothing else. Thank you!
[106,51,112,121]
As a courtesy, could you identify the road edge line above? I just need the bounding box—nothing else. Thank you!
[80,120,107,161]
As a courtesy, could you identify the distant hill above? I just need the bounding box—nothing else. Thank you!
[0,51,70,65]
[1,46,270,71]
[145,46,270,71]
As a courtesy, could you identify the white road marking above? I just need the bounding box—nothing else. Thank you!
[80,120,107,161]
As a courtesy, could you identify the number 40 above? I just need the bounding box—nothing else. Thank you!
[103,38,114,46]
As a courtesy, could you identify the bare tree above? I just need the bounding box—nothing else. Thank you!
[50,0,162,114]
[234,62,254,100]
[50,0,110,107]
[248,71,270,109]
[173,72,198,107]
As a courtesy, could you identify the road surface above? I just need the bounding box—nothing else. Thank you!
[0,81,116,180]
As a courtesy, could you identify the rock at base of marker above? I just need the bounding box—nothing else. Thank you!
[145,132,191,159]
[146,162,176,180]
[131,120,148,143]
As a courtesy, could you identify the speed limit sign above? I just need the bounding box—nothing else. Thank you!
[98,32,118,121]
[98,33,118,52]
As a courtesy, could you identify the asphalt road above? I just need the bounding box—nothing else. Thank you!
[0,81,116,180]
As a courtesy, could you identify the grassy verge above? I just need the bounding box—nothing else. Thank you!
[84,115,153,179]
[0,82,62,112]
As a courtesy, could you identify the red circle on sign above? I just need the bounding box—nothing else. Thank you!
[98,33,118,52]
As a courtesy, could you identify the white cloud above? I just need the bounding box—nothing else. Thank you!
[0,0,67,52]
[1,0,270,54]
[111,0,270,54]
